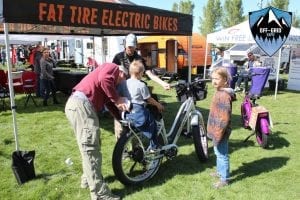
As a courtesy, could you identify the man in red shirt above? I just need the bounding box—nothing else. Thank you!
[65,63,128,200]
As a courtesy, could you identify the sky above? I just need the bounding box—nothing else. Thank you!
[130,0,300,32]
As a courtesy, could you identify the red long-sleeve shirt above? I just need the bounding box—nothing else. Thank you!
[73,63,120,112]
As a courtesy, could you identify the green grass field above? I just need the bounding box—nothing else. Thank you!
[1,79,300,200]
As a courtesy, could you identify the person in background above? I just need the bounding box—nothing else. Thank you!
[1,50,6,65]
[234,51,256,92]
[112,33,170,139]
[33,44,43,97]
[207,67,235,189]
[65,63,129,200]
[121,60,164,150]
[40,47,59,106]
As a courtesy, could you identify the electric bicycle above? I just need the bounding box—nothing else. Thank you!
[112,78,209,185]
[240,67,272,148]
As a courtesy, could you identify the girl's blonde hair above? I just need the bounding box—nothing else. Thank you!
[129,60,144,77]
[211,67,232,83]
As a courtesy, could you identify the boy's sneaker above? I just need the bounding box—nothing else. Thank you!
[209,172,220,178]
[213,180,229,189]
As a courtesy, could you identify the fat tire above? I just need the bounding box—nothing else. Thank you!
[192,125,208,162]
[256,118,269,148]
[112,130,162,185]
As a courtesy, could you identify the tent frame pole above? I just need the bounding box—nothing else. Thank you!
[188,35,192,82]
[203,40,208,79]
[4,23,19,151]
[274,47,282,100]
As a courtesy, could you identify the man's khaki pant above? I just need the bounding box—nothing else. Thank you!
[65,96,112,200]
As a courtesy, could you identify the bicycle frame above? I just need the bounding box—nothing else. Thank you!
[157,95,205,146]
[122,95,205,159]
[241,94,271,148]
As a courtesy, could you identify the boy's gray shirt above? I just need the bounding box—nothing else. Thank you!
[125,78,151,105]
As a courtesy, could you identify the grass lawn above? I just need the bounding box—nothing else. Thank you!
[0,79,300,200]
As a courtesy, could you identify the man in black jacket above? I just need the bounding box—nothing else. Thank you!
[112,33,170,139]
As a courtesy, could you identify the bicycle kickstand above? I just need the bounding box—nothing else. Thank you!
[243,131,255,143]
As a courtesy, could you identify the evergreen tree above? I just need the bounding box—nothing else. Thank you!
[172,0,194,15]
[268,0,289,10]
[222,0,245,28]
[292,11,300,28]
[199,0,222,36]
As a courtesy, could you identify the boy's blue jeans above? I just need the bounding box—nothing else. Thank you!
[213,138,230,182]
[126,103,158,146]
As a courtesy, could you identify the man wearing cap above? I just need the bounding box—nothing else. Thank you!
[113,33,170,90]
[65,63,129,200]
[112,33,170,139]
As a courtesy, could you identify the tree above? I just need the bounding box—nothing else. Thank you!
[172,3,178,13]
[172,0,194,15]
[292,11,300,28]
[199,0,222,36]
[267,0,289,10]
[222,0,245,28]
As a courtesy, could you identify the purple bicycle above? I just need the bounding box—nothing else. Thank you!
[240,67,272,148]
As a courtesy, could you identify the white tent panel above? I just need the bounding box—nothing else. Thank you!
[207,20,300,45]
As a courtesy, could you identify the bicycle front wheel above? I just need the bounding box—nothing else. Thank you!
[192,125,208,162]
[112,130,162,185]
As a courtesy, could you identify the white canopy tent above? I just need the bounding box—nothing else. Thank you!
[204,20,300,99]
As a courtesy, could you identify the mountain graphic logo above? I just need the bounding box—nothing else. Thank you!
[249,6,292,57]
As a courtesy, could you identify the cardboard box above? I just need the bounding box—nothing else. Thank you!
[249,106,269,129]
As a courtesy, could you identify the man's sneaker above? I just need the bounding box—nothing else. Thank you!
[97,192,120,200]
[213,180,229,189]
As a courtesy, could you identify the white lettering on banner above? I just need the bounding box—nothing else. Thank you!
[214,34,254,43]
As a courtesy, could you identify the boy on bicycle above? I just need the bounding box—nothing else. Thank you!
[120,60,164,150]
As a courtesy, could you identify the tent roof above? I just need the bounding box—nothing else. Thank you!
[0,0,193,36]
[207,20,300,45]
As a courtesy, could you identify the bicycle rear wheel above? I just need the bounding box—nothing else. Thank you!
[112,130,162,185]
[192,125,208,162]
[256,118,269,148]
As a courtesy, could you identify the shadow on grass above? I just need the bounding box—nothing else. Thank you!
[108,151,216,197]
[6,92,69,114]
[267,131,290,150]
[230,156,289,183]
[35,170,74,184]
[230,138,256,152]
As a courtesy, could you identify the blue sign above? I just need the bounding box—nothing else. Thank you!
[249,7,292,57]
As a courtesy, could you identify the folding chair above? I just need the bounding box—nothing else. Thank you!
[0,69,10,111]
[22,71,37,107]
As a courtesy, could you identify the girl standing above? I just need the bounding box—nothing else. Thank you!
[207,67,235,188]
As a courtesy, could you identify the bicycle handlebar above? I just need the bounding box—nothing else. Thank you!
[170,78,210,88]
